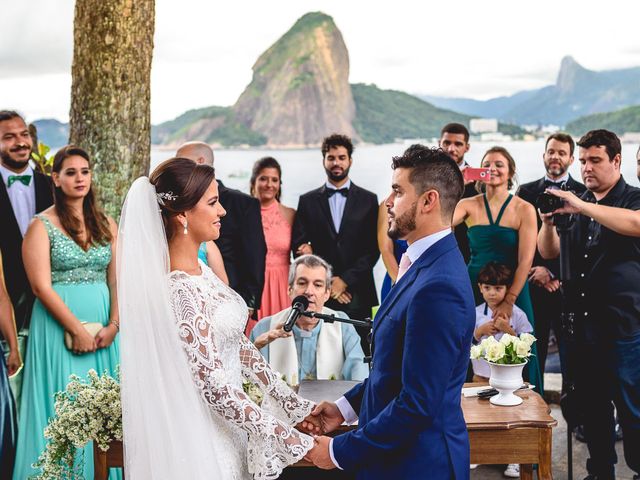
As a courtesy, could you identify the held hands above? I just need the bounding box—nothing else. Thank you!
[528,266,551,287]
[71,328,97,354]
[475,321,498,340]
[95,323,118,349]
[305,435,336,470]
[491,299,514,325]
[253,321,292,350]
[330,277,352,304]
[296,243,313,256]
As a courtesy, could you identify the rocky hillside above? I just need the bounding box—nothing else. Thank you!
[233,12,357,147]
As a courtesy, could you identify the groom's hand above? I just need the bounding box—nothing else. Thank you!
[306,436,336,470]
[297,413,321,435]
[311,401,344,434]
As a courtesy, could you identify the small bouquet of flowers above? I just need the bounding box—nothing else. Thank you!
[470,333,536,365]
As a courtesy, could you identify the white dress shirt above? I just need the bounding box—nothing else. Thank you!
[0,163,36,236]
[326,179,351,233]
[329,228,453,468]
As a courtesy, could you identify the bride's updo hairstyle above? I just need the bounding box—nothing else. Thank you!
[149,157,216,240]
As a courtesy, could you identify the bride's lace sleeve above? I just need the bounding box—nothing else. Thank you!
[169,275,313,479]
[239,335,314,425]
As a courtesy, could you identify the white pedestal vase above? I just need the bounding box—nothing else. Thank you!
[488,360,527,406]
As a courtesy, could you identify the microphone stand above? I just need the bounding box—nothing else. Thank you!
[302,310,374,369]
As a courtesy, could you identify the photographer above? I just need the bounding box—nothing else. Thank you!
[517,132,586,375]
[538,129,640,480]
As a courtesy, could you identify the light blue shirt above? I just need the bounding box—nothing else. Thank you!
[326,179,351,233]
[402,228,452,275]
[249,311,369,382]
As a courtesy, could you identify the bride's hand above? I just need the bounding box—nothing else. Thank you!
[297,413,322,435]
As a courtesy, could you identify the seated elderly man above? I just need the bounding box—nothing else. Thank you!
[250,254,368,384]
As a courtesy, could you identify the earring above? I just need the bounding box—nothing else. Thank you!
[183,220,188,235]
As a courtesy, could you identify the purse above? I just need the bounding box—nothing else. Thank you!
[64,322,103,351]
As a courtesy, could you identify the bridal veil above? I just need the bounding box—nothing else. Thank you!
[117,177,223,479]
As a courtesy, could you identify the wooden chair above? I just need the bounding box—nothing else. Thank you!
[93,440,124,480]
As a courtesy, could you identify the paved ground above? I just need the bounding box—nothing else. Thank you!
[470,404,635,480]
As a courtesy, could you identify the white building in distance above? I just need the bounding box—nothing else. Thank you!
[470,118,498,134]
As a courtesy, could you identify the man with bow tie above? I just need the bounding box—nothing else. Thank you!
[292,134,379,354]
[0,110,53,408]
[516,132,586,374]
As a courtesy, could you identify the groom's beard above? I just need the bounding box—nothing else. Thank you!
[387,202,417,240]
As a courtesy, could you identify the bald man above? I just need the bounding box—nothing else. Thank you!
[176,142,267,322]
[176,141,214,166]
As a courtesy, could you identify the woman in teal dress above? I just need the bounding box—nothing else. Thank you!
[453,146,542,391]
[13,146,120,479]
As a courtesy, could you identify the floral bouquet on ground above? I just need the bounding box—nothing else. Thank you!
[32,369,122,480]
[470,333,536,365]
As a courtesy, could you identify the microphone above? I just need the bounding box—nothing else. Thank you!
[283,295,310,332]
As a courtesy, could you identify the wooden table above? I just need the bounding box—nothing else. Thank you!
[463,383,558,479]
[95,384,557,479]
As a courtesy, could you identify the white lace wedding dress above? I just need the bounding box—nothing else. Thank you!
[167,262,314,479]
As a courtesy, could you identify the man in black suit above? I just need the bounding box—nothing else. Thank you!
[0,110,53,404]
[292,134,379,354]
[439,123,477,263]
[516,132,586,374]
[176,142,266,319]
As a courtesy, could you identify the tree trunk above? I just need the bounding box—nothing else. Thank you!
[69,0,154,218]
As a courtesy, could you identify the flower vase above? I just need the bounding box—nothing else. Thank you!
[488,360,527,406]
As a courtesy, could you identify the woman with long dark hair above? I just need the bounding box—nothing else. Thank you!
[13,146,120,479]
[249,157,295,329]
[118,158,318,479]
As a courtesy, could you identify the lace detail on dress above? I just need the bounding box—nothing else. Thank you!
[168,265,313,480]
[239,336,314,424]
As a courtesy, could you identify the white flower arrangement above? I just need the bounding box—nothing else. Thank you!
[470,333,536,365]
[32,369,122,480]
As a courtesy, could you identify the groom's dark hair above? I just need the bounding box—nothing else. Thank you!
[391,145,464,221]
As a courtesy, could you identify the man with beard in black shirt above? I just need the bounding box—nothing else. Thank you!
[538,130,640,480]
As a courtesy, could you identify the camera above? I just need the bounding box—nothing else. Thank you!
[536,192,565,214]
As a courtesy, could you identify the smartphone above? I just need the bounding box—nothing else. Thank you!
[463,167,491,182]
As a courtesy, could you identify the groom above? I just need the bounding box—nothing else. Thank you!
[306,145,475,479]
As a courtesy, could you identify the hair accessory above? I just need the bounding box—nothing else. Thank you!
[156,191,178,206]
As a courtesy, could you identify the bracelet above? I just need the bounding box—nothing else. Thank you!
[110,319,120,331]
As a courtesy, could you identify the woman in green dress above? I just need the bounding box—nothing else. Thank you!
[453,146,542,391]
[13,146,120,479]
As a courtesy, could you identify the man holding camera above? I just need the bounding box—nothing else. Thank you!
[538,130,640,480]
[517,133,586,374]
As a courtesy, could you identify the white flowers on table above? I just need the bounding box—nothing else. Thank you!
[470,333,536,365]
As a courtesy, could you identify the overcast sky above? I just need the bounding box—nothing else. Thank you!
[2,0,639,124]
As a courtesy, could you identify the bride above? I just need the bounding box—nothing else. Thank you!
[117,158,319,479]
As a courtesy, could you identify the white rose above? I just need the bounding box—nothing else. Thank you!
[520,333,536,347]
[470,344,484,360]
[514,339,531,357]
[485,341,506,362]
[480,336,498,350]
[499,333,515,346]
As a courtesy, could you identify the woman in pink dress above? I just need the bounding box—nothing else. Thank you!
[248,157,295,334]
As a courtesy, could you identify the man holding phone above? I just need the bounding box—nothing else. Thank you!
[439,123,477,262]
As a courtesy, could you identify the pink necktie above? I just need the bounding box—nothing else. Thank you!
[396,253,412,282]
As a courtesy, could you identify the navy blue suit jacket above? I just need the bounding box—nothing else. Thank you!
[332,233,475,479]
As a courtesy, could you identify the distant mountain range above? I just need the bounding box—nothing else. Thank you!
[421,56,640,126]
[29,16,640,149]
[566,105,640,137]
